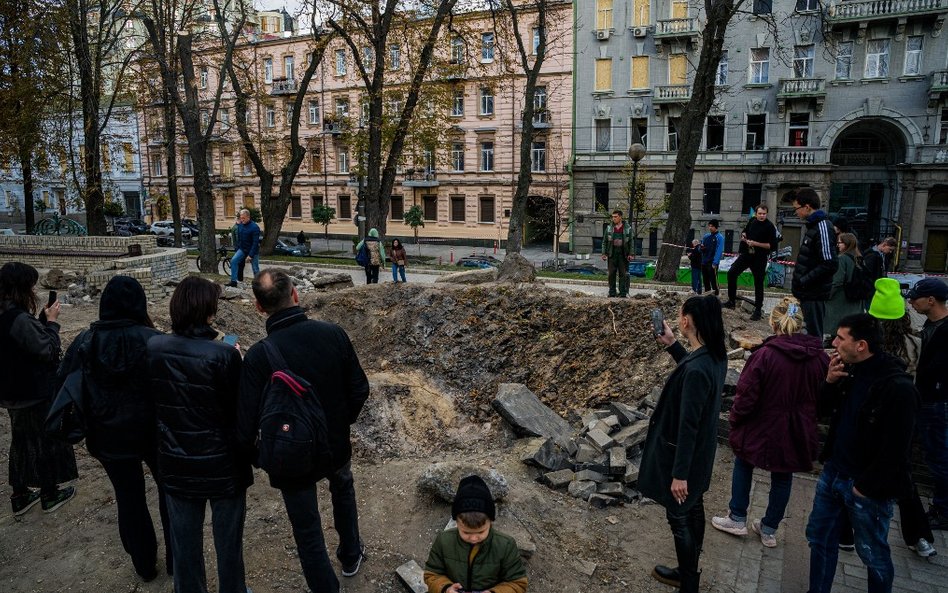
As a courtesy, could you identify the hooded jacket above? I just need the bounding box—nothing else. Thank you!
[791,210,838,301]
[729,333,829,473]
[0,301,61,408]
[356,228,387,266]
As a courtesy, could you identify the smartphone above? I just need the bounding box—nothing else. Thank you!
[38,291,57,323]
[651,308,665,337]
[223,334,239,346]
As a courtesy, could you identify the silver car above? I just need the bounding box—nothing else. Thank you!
[150,221,191,239]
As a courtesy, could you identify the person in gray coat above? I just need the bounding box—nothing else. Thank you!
[639,295,728,593]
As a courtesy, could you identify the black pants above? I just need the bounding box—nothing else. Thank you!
[100,455,173,578]
[727,253,768,310]
[364,265,380,284]
[801,299,826,338]
[701,264,718,294]
[7,403,77,496]
[665,495,705,593]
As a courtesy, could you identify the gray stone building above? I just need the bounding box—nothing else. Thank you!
[572,0,948,273]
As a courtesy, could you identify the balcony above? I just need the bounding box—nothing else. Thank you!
[521,108,551,129]
[768,148,829,166]
[777,77,827,116]
[401,169,439,188]
[438,64,466,81]
[827,0,947,23]
[653,18,699,48]
[270,78,298,96]
[653,84,692,104]
[930,70,948,107]
[322,120,344,136]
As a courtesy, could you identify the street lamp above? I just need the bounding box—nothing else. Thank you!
[627,142,646,257]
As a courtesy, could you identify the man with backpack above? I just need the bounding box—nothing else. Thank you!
[238,269,370,593]
[862,237,897,281]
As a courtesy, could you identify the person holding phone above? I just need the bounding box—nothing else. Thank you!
[389,238,408,283]
[639,295,727,593]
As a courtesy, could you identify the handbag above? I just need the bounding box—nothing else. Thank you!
[397,258,405,267]
[45,367,87,444]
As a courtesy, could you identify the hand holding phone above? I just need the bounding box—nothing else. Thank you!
[223,334,239,347]
[650,308,664,337]
[39,291,58,323]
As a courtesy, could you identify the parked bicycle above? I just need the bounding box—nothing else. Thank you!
[195,246,232,276]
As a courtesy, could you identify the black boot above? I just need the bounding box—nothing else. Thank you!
[750,308,762,321]
[650,565,680,588]
[722,300,736,309]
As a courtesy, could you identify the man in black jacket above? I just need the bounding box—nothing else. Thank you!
[805,314,918,593]
[862,237,896,281]
[723,204,778,320]
[239,269,370,593]
[791,189,838,338]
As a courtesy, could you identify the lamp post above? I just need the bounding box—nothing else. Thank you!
[627,142,646,257]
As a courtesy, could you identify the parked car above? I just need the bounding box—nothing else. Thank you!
[561,263,606,276]
[456,255,501,268]
[181,218,201,239]
[150,220,191,239]
[273,238,311,257]
[0,228,17,236]
[114,218,150,235]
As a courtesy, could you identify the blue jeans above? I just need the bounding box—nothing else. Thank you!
[391,263,406,282]
[230,249,259,283]
[280,463,362,593]
[919,401,948,516]
[727,456,793,534]
[806,463,895,593]
[165,492,247,593]
[690,266,702,293]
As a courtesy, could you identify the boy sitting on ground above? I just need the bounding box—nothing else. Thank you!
[423,475,528,593]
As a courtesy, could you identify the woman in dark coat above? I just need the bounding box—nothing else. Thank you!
[147,277,251,593]
[640,295,727,593]
[0,262,76,515]
[711,297,828,547]
[58,276,170,580]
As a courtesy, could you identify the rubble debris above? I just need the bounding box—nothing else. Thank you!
[518,437,570,471]
[417,462,509,503]
[395,560,427,593]
[435,267,497,284]
[491,384,574,451]
[496,252,538,283]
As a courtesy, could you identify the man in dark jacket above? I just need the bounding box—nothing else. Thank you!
[600,210,633,298]
[724,204,778,320]
[239,269,370,593]
[228,208,260,287]
[908,278,948,529]
[805,313,918,593]
[862,237,896,281]
[791,189,838,338]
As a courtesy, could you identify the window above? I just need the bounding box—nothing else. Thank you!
[753,0,772,14]
[594,183,609,212]
[706,116,725,151]
[595,119,611,151]
[793,45,814,78]
[595,58,613,91]
[788,112,810,147]
[480,87,494,115]
[264,58,273,83]
[451,196,465,222]
[746,114,766,149]
[531,141,546,172]
[423,195,438,220]
[290,195,302,218]
[338,150,350,173]
[479,196,495,223]
[122,143,134,173]
[389,44,400,69]
[631,56,649,89]
[940,109,948,144]
[904,36,923,75]
[532,27,542,54]
[335,98,349,117]
[390,195,404,220]
[452,89,464,116]
[596,0,614,29]
[286,102,294,124]
[533,87,548,123]
[150,153,162,176]
[632,0,650,26]
[715,51,728,85]
[630,118,648,149]
[423,149,435,174]
[338,195,351,219]
[835,41,853,79]
[265,105,275,128]
[480,142,494,171]
[796,0,818,10]
[183,152,193,175]
[309,101,320,124]
[481,32,494,61]
[667,117,680,151]
[742,184,763,215]
[335,49,346,76]
[362,46,373,71]
[220,109,230,126]
[452,142,465,171]
[310,147,321,172]
[703,183,721,214]
[200,110,210,131]
[750,48,769,83]
[200,66,208,89]
[451,36,465,64]
[864,39,889,78]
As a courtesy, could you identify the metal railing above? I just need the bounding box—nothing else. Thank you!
[271,78,298,94]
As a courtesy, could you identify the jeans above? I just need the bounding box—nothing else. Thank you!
[280,463,362,593]
[701,263,718,294]
[364,265,380,284]
[728,456,793,534]
[165,492,247,593]
[391,263,406,282]
[690,266,702,293]
[665,495,705,593]
[806,463,895,593]
[919,401,948,516]
[101,455,173,578]
[230,249,259,283]
[607,254,629,296]
[727,254,768,310]
[801,299,826,338]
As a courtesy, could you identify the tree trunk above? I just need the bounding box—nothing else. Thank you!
[163,96,183,245]
[18,140,35,233]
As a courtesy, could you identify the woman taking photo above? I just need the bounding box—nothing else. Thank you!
[640,295,727,593]
[711,297,828,548]
[0,262,76,515]
[58,276,171,580]
[147,277,251,593]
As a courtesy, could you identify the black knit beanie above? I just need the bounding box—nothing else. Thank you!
[99,275,150,325]
[451,475,496,521]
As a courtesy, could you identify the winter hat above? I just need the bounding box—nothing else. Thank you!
[452,475,496,521]
[868,278,905,320]
[99,275,150,325]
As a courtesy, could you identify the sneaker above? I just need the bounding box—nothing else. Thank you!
[711,514,748,536]
[226,281,238,288]
[341,543,366,577]
[41,486,75,513]
[11,491,41,516]
[722,300,737,309]
[910,538,937,558]
[751,519,777,548]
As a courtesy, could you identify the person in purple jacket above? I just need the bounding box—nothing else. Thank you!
[711,297,829,547]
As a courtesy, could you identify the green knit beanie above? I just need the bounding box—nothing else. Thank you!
[868,278,905,320]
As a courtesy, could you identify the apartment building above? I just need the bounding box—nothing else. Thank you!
[140,1,573,247]
[573,0,948,272]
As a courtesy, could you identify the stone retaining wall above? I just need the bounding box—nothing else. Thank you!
[86,248,188,300]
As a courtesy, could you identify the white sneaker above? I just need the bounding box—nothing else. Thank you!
[752,519,777,548]
[711,514,748,536]
[910,538,937,558]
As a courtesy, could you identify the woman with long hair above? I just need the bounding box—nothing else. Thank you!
[390,238,408,283]
[58,276,171,580]
[823,232,865,345]
[712,297,828,547]
[0,262,77,515]
[640,295,727,593]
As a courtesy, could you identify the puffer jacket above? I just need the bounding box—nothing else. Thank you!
[148,326,252,499]
[423,528,528,593]
[792,210,838,301]
[0,302,61,409]
[729,333,829,473]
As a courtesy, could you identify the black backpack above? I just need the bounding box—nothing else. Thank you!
[256,339,333,480]
[844,257,875,302]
